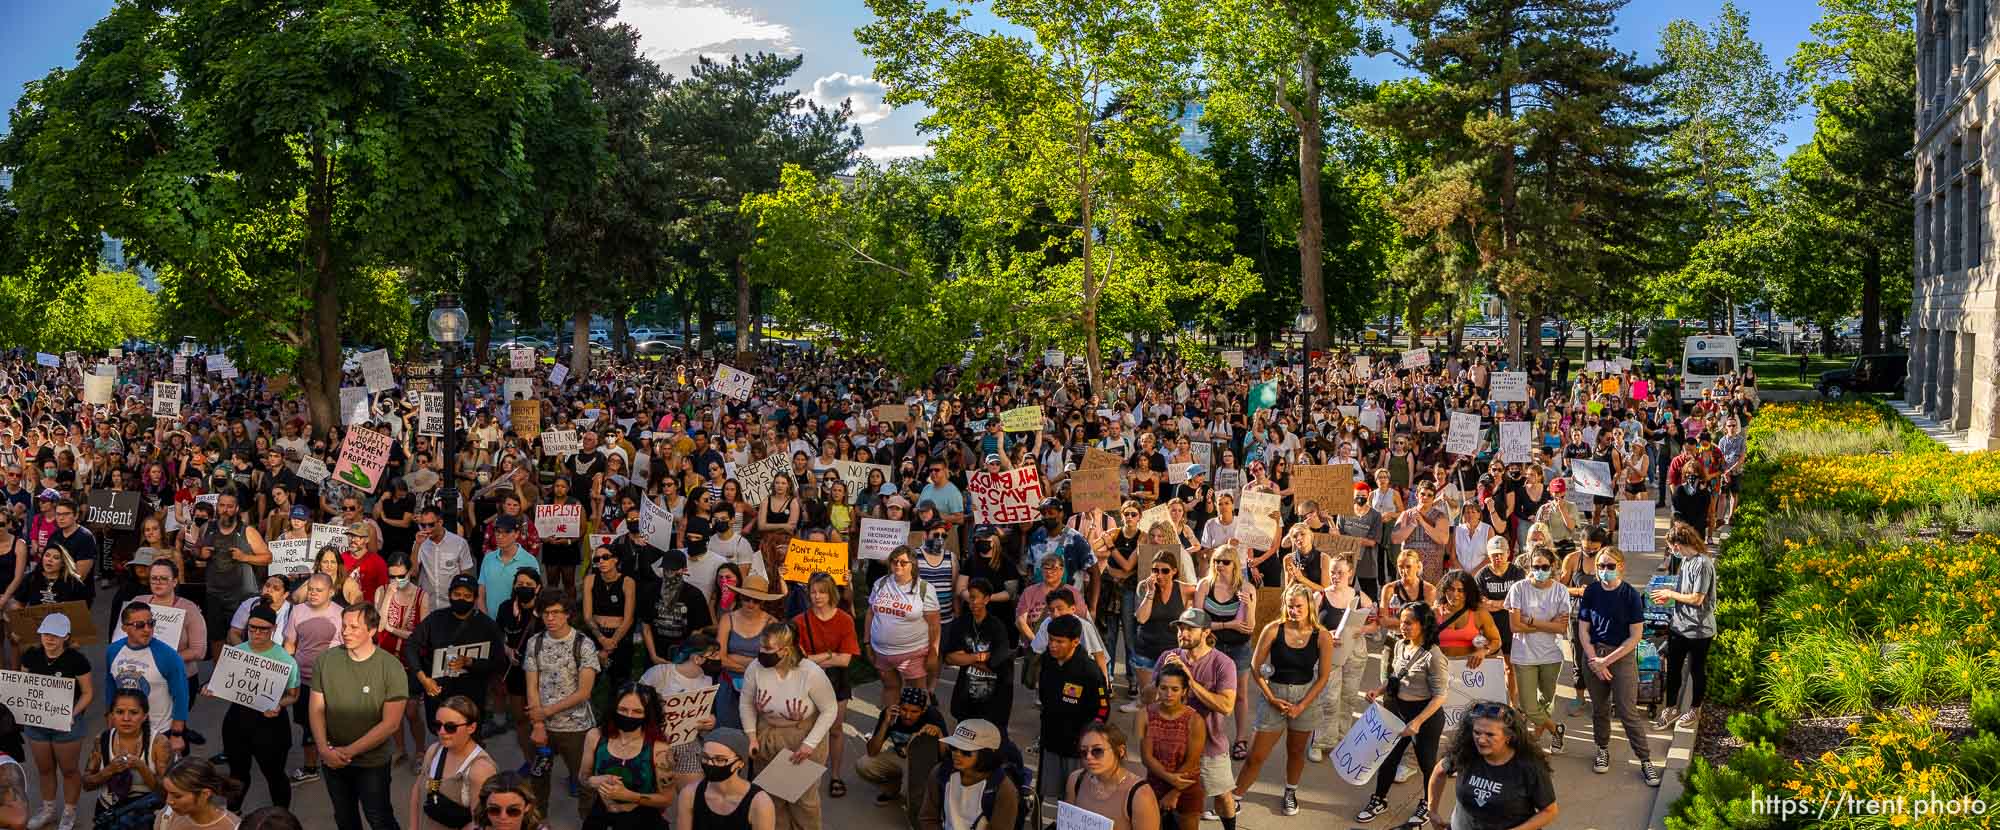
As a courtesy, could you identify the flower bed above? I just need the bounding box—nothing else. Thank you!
[1670,401,2000,828]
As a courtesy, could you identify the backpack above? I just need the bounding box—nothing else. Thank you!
[932,738,1032,830]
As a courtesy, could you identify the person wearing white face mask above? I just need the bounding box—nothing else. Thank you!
[1505,548,1572,754]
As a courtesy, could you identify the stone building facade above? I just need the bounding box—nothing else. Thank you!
[1911,0,1998,445]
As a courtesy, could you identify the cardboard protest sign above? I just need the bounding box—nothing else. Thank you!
[1400,348,1430,369]
[1069,466,1121,514]
[1490,372,1529,402]
[360,349,395,392]
[783,538,849,585]
[1293,464,1353,513]
[735,453,793,506]
[152,382,181,418]
[1080,446,1122,471]
[548,363,570,388]
[8,602,97,647]
[1499,421,1533,464]
[831,461,891,505]
[712,365,756,401]
[511,399,541,439]
[1446,411,1482,456]
[332,425,393,493]
[418,392,446,438]
[1569,459,1615,497]
[1138,504,1174,536]
[660,685,720,749]
[310,523,348,560]
[541,429,580,457]
[85,490,140,530]
[1619,501,1657,551]
[206,648,291,712]
[1237,490,1283,549]
[859,518,910,561]
[340,387,370,425]
[1332,704,1409,785]
[84,374,113,406]
[268,539,315,577]
[1313,532,1368,557]
[640,499,675,551]
[872,404,910,424]
[0,670,75,731]
[510,347,534,370]
[297,456,330,486]
[534,504,582,539]
[1440,658,1509,734]
[967,467,1044,525]
[999,406,1043,432]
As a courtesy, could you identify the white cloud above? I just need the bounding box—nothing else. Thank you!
[809,72,893,125]
[618,1,793,65]
[859,144,933,164]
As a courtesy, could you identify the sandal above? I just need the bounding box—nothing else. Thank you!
[829,779,848,798]
[1230,740,1249,761]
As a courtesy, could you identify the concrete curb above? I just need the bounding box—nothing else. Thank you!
[1645,716,1701,828]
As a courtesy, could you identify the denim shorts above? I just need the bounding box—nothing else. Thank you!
[1130,653,1160,671]
[23,721,85,743]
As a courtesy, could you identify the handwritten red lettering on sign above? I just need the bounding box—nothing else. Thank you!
[968,467,1045,525]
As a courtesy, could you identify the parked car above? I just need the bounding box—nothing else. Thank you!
[635,339,681,356]
[1818,353,1909,399]
[497,336,551,351]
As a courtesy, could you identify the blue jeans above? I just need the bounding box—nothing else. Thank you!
[323,762,399,830]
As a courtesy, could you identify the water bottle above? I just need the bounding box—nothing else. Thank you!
[529,746,554,778]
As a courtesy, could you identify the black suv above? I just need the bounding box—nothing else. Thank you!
[1818,353,1908,399]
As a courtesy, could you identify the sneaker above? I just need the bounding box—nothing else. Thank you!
[1201,810,1220,822]
[1641,761,1663,787]
[208,752,229,766]
[55,808,74,830]
[1355,794,1391,823]
[1394,761,1417,783]
[1550,724,1566,754]
[1566,698,1587,717]
[1592,748,1610,774]
[1306,745,1326,763]
[1404,799,1431,827]
[1677,708,1701,729]
[288,767,320,784]
[27,802,56,830]
[1653,707,1679,729]
[875,792,900,807]
[1280,787,1300,816]
[1118,700,1141,714]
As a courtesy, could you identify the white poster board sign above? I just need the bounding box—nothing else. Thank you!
[1498,421,1532,465]
[205,647,290,712]
[548,363,570,388]
[1570,459,1615,498]
[510,348,534,370]
[534,504,583,539]
[541,429,580,457]
[712,365,756,401]
[340,387,371,425]
[640,499,675,551]
[0,670,74,730]
[418,392,446,438]
[1446,411,1482,456]
[310,523,348,561]
[1332,703,1409,785]
[84,374,113,406]
[431,643,491,680]
[1237,490,1283,549]
[1490,372,1529,402]
[359,349,395,393]
[660,684,721,749]
[149,604,187,651]
[268,539,315,577]
[297,456,331,487]
[152,382,182,418]
[859,518,910,561]
[1057,801,1115,830]
[1400,348,1430,369]
[1440,658,1510,734]
[1619,500,1657,552]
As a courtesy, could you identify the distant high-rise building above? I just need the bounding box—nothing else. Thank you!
[1174,99,1209,158]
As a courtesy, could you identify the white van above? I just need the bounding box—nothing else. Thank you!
[1680,335,1739,401]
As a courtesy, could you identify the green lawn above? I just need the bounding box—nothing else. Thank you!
[1749,352,1850,391]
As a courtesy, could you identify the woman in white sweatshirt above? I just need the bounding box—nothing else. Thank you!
[739,622,839,830]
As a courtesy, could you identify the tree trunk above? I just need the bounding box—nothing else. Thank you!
[1861,244,1882,354]
[734,255,751,362]
[611,307,629,358]
[698,296,716,354]
[1821,320,1838,357]
[1078,120,1103,397]
[570,309,590,377]
[1285,54,1330,351]
[466,269,493,366]
[302,139,341,439]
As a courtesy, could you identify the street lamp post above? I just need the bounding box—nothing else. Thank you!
[428,294,468,528]
[1296,306,1319,444]
[178,337,197,407]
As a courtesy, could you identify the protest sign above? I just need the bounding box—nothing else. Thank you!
[1331,704,1409,785]
[1213,467,1243,496]
[967,467,1044,525]
[332,425,392,493]
[783,539,849,585]
[268,539,314,577]
[1490,372,1529,402]
[999,406,1043,432]
[1237,490,1282,549]
[859,518,910,561]
[359,349,394,392]
[297,456,330,486]
[340,387,370,425]
[511,399,541,439]
[85,490,139,530]
[84,374,113,406]
[1619,501,1657,551]
[205,648,290,712]
[171,355,186,374]
[206,353,229,372]
[1138,504,1173,536]
[735,453,792,506]
[1313,532,1368,557]
[1057,801,1114,830]
[541,429,580,457]
[1446,411,1482,456]
[535,504,582,539]
[1570,459,1615,498]
[1069,466,1121,514]
[8,602,97,647]
[640,499,675,551]
[34,353,57,368]
[1190,442,1213,468]
[417,392,445,438]
[1601,377,1621,396]
[1167,462,1191,485]
[548,363,570,388]
[1221,350,1245,369]
[753,755,826,804]
[1044,349,1064,368]
[1441,659,1510,734]
[503,377,535,402]
[0,670,74,731]
[1632,379,1651,401]
[310,523,348,560]
[1080,446,1122,471]
[431,643,491,680]
[872,404,910,424]
[660,685,720,749]
[712,365,756,400]
[149,605,188,654]
[831,461,891,505]
[1499,421,1533,464]
[510,347,534,370]
[1400,348,1430,369]
[152,382,181,418]
[1293,464,1353,513]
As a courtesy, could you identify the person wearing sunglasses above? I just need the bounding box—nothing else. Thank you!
[582,544,639,691]
[1063,721,1161,830]
[408,695,496,830]
[103,602,191,756]
[476,771,554,830]
[672,729,774,830]
[205,603,299,812]
[1423,701,1559,830]
[414,505,475,610]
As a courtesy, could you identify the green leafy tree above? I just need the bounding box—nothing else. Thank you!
[858,0,1256,392]
[0,267,157,352]
[0,0,591,433]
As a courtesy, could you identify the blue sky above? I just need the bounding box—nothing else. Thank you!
[1,0,1826,162]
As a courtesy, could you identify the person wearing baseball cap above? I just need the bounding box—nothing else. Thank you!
[477,515,540,618]
[919,718,1020,830]
[406,573,504,719]
[1158,607,1240,830]
[857,686,948,806]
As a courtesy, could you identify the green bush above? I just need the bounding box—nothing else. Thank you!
[1647,323,1691,364]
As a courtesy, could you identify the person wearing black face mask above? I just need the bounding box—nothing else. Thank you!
[406,574,507,723]
[579,682,676,829]
[676,728,775,830]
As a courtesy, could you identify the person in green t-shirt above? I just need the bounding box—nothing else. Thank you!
[310,601,409,830]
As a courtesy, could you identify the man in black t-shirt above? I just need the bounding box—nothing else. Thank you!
[641,551,712,665]
[1472,536,1526,658]
[47,498,98,582]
